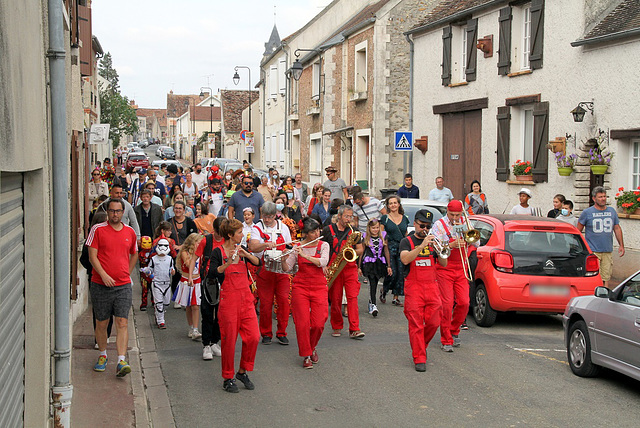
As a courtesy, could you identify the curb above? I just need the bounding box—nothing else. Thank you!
[132,282,176,427]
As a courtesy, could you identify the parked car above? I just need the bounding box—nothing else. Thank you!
[400,198,447,233]
[156,145,171,157]
[151,160,183,170]
[125,153,149,170]
[564,270,640,382]
[224,162,244,174]
[469,215,601,327]
[161,147,176,160]
[204,158,240,172]
[139,141,148,149]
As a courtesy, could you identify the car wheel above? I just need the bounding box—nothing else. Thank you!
[473,283,497,327]
[567,320,600,377]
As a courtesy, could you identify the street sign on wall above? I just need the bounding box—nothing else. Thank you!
[89,123,110,144]
[394,131,413,151]
[245,131,254,153]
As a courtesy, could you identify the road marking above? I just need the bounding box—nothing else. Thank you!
[507,345,569,365]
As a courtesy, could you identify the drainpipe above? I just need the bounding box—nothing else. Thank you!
[48,0,73,426]
[283,44,289,175]
[405,33,415,174]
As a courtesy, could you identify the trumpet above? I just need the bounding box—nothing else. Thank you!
[271,237,322,261]
[427,229,450,259]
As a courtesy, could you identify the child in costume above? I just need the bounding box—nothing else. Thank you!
[173,233,204,340]
[359,219,392,317]
[138,236,153,311]
[142,238,175,329]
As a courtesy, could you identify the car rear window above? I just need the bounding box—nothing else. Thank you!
[403,205,443,224]
[129,155,146,161]
[505,231,590,276]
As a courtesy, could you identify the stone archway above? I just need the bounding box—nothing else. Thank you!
[574,131,611,211]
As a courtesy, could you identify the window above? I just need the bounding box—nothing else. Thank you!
[310,134,322,173]
[498,0,544,75]
[632,140,640,189]
[312,62,321,99]
[269,65,278,99]
[522,108,534,161]
[278,58,286,95]
[355,41,367,92]
[442,18,477,85]
[460,26,467,82]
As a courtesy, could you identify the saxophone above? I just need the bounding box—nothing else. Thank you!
[326,225,361,288]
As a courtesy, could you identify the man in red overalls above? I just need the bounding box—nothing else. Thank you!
[321,205,365,339]
[400,209,446,371]
[431,200,473,352]
[248,201,293,345]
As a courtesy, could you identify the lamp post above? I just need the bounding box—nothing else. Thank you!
[233,65,252,163]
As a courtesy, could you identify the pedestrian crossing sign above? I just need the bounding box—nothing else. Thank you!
[394,131,413,151]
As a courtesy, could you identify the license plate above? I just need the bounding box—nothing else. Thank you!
[530,285,569,296]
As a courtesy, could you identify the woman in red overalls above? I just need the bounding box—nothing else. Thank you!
[399,209,448,372]
[283,218,330,368]
[210,218,261,393]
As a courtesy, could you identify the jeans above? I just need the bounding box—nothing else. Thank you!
[382,251,404,296]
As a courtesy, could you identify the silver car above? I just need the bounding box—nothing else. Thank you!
[563,270,640,381]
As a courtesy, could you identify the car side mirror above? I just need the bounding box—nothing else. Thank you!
[594,286,610,298]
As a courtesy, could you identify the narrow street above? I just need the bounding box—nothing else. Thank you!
[142,280,639,427]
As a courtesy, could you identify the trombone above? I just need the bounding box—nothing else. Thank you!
[453,209,480,281]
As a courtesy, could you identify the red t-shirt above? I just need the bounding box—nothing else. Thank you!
[196,234,224,274]
[87,222,138,286]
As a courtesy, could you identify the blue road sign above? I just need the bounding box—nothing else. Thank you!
[394,131,413,151]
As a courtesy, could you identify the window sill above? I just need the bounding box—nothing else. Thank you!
[618,212,640,220]
[448,81,468,88]
[507,69,532,78]
[506,179,535,185]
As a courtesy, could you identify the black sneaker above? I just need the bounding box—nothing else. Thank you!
[276,335,289,345]
[415,363,427,372]
[223,378,239,393]
[460,322,469,330]
[235,372,255,390]
[262,336,272,345]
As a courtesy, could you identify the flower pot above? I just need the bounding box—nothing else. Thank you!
[515,175,532,182]
[624,208,640,215]
[590,165,608,175]
[557,167,573,176]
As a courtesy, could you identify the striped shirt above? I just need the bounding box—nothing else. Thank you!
[352,197,384,233]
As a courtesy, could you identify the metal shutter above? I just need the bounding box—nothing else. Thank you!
[0,172,25,427]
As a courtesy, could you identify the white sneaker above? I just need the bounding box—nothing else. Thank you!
[202,345,213,360]
[368,302,374,314]
[371,304,378,317]
[210,342,222,357]
[188,328,194,338]
[173,302,181,309]
[191,329,202,341]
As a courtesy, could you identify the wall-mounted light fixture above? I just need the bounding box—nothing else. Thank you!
[288,48,321,81]
[570,101,594,123]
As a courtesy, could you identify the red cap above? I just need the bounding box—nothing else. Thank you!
[447,200,463,212]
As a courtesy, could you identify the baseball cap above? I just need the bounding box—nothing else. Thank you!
[139,168,147,174]
[518,188,532,197]
[415,209,433,224]
[447,200,464,212]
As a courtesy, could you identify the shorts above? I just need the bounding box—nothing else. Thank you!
[172,278,202,306]
[594,252,613,282]
[90,281,132,320]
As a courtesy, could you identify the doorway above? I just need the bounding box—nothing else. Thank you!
[441,109,482,200]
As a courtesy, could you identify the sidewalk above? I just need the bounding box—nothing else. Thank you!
[70,278,175,427]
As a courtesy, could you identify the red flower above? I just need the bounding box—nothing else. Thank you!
[637,197,640,202]
[526,161,531,165]
[635,191,640,196]
[619,187,624,192]
[616,193,620,197]
[516,159,521,163]
[524,166,532,173]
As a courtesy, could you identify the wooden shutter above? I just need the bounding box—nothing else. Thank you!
[465,19,478,82]
[496,106,511,181]
[441,26,452,86]
[530,0,544,70]
[497,7,512,75]
[532,101,549,183]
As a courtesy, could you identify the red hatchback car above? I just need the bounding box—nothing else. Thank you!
[468,215,601,327]
[125,153,149,170]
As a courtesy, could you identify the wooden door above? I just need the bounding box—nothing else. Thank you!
[442,110,482,200]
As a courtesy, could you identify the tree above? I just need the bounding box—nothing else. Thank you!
[98,52,138,147]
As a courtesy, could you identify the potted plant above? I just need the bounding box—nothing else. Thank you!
[587,135,613,175]
[555,152,577,176]
[615,186,640,215]
[512,160,532,181]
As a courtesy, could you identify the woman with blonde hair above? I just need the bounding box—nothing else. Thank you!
[174,233,205,340]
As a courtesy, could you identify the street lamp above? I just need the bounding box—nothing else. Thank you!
[288,48,321,81]
[233,65,252,163]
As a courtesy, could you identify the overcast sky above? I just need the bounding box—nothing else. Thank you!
[92,0,327,108]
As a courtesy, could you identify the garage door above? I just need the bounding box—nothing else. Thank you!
[0,172,25,427]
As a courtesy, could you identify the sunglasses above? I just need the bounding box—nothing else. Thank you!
[416,222,431,229]
[92,173,100,176]
[243,182,253,186]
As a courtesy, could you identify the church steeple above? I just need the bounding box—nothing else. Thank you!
[263,24,281,56]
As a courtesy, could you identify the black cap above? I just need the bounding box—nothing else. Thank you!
[210,178,221,184]
[414,209,433,224]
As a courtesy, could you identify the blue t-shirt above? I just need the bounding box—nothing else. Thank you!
[577,206,619,252]
[228,190,264,222]
[428,187,454,203]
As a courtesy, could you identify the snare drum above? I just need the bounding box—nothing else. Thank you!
[263,249,298,274]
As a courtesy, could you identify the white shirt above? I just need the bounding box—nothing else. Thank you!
[250,219,292,258]
[428,187,454,203]
[510,205,535,215]
[192,171,207,190]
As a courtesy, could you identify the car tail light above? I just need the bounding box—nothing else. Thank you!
[491,250,513,273]
[585,254,599,276]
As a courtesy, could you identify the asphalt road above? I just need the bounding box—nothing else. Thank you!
[144,280,640,428]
